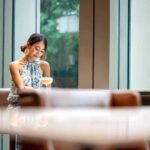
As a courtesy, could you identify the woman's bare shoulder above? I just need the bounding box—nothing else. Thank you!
[39,60,49,65]
[9,61,20,69]
[38,60,50,76]
[39,60,50,68]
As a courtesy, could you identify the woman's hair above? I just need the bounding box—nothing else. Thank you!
[20,33,47,52]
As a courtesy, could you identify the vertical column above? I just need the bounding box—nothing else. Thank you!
[0,0,12,150]
[79,0,94,88]
[109,0,129,89]
[36,0,40,33]
[3,0,13,88]
[3,0,12,146]
[109,0,119,89]
[119,0,129,89]
[0,0,4,88]
[94,0,109,88]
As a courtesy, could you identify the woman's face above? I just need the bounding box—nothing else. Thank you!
[28,41,45,60]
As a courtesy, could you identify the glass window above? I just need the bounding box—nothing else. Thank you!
[40,0,80,88]
[130,0,150,90]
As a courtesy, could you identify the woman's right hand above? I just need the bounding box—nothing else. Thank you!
[19,86,35,93]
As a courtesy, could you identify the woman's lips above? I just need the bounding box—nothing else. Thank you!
[33,54,38,58]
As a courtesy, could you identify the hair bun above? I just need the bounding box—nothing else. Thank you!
[20,45,27,52]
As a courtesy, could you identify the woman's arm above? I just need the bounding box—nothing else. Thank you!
[9,62,25,90]
[40,61,51,77]
[9,62,34,91]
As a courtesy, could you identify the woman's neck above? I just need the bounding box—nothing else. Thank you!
[21,56,34,63]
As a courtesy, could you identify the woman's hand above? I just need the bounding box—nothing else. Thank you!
[19,86,35,93]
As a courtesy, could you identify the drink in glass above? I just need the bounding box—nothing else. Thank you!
[40,77,53,87]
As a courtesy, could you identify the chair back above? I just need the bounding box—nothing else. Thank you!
[0,88,9,107]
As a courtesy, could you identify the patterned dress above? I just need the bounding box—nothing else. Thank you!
[7,61,43,105]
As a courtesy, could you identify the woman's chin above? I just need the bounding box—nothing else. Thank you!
[33,57,40,61]
[31,56,38,60]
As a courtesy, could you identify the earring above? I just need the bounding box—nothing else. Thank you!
[24,48,29,55]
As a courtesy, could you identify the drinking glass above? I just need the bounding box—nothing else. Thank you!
[41,77,53,87]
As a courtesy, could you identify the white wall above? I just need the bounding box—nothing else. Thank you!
[130,0,150,90]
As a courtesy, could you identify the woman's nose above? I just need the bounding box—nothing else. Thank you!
[37,50,40,54]
[35,50,41,55]
[37,50,43,56]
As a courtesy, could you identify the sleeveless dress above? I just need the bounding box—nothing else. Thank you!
[7,61,43,105]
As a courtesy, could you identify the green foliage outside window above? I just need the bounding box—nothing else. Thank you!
[40,0,79,88]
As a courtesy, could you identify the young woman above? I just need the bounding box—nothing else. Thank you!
[7,33,51,107]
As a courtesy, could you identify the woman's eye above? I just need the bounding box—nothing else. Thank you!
[40,50,44,53]
[35,47,39,51]
[34,47,44,53]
